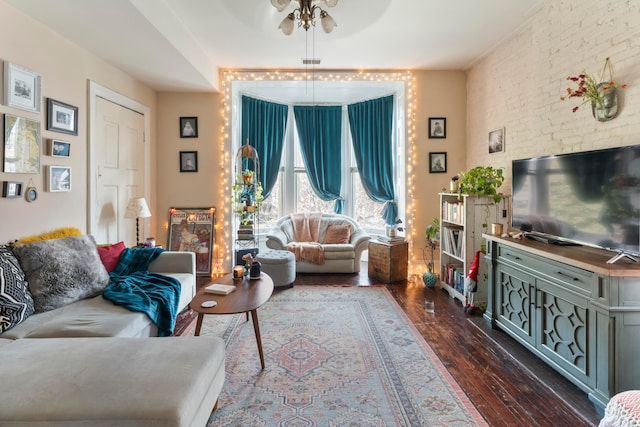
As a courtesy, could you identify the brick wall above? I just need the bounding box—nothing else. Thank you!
[467,0,640,194]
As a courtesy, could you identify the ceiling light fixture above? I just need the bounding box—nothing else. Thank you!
[271,0,337,35]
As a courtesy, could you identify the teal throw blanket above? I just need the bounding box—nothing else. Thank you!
[103,247,181,337]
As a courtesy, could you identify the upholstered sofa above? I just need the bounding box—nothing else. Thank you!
[266,213,370,273]
[0,234,225,427]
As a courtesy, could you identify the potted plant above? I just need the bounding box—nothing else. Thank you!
[422,217,440,288]
[242,169,255,184]
[457,166,504,203]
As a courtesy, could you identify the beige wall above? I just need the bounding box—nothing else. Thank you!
[410,70,467,271]
[0,2,156,243]
[156,92,224,270]
[467,0,640,198]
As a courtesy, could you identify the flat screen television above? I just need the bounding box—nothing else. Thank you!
[511,144,640,259]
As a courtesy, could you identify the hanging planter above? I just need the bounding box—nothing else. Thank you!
[561,57,627,121]
[591,82,618,122]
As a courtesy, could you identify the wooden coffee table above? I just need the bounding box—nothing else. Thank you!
[190,272,274,369]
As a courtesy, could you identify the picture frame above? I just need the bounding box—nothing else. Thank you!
[180,151,198,172]
[489,128,505,153]
[47,165,72,192]
[180,116,198,138]
[428,117,446,139]
[2,181,23,198]
[49,139,71,157]
[3,114,41,174]
[167,207,215,276]
[429,152,447,173]
[4,62,42,113]
[47,98,78,135]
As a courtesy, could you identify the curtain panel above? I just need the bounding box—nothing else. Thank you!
[241,96,288,198]
[347,95,397,225]
[293,105,344,213]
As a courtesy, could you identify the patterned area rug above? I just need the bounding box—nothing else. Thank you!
[185,286,487,426]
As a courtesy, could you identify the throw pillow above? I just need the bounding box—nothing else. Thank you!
[13,235,110,313]
[14,227,83,246]
[0,245,34,333]
[97,241,126,273]
[324,224,352,244]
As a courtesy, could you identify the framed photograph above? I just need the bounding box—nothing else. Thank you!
[3,114,41,174]
[167,207,215,276]
[47,98,78,135]
[180,151,198,172]
[180,116,198,138]
[4,62,42,113]
[47,165,71,192]
[49,139,71,157]
[429,152,447,173]
[489,128,505,153]
[2,181,23,198]
[428,117,446,139]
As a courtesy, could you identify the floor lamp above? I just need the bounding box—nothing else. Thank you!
[124,197,151,247]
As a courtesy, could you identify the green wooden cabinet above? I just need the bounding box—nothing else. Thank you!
[484,236,640,415]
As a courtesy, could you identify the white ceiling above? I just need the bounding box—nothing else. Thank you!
[6,0,547,103]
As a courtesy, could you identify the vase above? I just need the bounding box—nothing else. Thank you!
[250,260,261,279]
[591,83,618,122]
[422,271,437,288]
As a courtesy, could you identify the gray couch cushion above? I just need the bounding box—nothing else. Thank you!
[0,295,156,339]
[0,336,225,426]
[13,235,109,313]
[0,245,34,333]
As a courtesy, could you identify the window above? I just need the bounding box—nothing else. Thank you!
[258,106,389,235]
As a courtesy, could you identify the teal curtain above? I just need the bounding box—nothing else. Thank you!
[241,96,288,198]
[347,95,397,225]
[293,105,344,213]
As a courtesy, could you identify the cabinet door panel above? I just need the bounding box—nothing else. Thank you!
[537,281,591,386]
[496,263,535,346]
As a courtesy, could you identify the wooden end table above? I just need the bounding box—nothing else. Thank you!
[190,273,274,369]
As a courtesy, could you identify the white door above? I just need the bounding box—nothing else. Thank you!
[93,96,146,247]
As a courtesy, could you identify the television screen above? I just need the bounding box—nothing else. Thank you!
[512,145,640,255]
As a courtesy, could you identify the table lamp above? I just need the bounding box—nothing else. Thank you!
[124,197,151,247]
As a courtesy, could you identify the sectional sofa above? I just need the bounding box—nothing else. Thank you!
[0,234,225,427]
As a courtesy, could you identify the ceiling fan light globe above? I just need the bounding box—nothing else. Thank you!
[320,11,336,33]
[279,13,295,35]
[271,0,291,12]
[319,0,338,7]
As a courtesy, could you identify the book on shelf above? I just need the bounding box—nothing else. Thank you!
[204,283,236,295]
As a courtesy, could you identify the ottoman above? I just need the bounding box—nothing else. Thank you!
[257,250,296,288]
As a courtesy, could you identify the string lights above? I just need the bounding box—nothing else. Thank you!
[219,69,417,274]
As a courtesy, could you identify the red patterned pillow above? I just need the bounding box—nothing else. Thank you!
[97,241,126,273]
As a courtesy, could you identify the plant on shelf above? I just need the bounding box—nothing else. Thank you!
[422,217,440,288]
[457,166,504,203]
[242,169,255,184]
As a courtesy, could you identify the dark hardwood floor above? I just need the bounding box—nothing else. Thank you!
[178,267,602,427]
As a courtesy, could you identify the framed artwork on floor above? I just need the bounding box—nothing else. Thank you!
[4,62,41,113]
[180,117,198,138]
[167,207,215,276]
[428,117,446,139]
[429,152,447,173]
